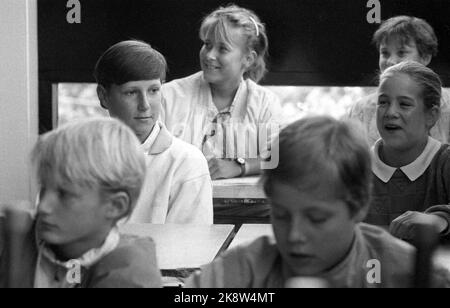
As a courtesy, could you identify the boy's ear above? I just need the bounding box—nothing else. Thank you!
[96,85,109,110]
[426,106,440,129]
[104,191,130,222]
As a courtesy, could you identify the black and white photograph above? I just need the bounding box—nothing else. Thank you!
[1,0,450,293]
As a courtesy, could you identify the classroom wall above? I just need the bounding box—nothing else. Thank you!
[0,0,38,204]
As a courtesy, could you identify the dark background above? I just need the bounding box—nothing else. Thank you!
[38,0,450,132]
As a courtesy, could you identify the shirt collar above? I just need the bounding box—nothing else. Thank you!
[142,121,173,155]
[34,228,121,288]
[372,137,441,183]
[38,227,120,269]
[141,121,162,155]
[201,73,246,117]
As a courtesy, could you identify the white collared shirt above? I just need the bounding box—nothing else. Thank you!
[161,71,281,160]
[372,137,442,183]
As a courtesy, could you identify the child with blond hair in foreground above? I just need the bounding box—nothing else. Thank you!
[0,118,162,288]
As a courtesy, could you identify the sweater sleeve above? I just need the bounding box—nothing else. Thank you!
[426,146,450,237]
[425,205,450,236]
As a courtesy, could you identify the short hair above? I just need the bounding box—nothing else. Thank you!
[380,61,442,111]
[32,118,146,219]
[93,40,167,88]
[372,16,438,58]
[262,116,372,216]
[199,4,269,83]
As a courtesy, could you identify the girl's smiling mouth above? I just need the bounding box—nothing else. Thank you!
[384,123,402,131]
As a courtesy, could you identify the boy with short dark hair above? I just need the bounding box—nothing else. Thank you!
[94,40,213,224]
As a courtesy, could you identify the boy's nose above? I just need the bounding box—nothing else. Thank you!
[288,220,308,244]
[37,190,56,215]
[138,93,151,111]
[386,55,400,67]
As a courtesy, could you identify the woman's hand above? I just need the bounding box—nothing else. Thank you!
[208,158,242,180]
[389,211,448,240]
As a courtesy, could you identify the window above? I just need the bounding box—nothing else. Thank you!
[58,83,377,127]
[57,83,108,127]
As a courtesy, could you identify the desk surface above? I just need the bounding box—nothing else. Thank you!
[228,224,274,250]
[120,223,234,270]
[213,176,266,199]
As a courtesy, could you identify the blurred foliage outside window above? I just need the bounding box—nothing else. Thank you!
[58,83,376,127]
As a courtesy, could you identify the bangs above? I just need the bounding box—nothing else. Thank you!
[380,32,415,49]
[264,127,343,197]
[32,118,147,213]
[107,54,166,85]
[262,117,371,215]
[95,41,167,87]
[200,17,238,48]
[115,52,166,84]
[32,133,98,190]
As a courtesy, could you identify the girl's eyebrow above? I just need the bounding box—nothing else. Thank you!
[397,95,415,101]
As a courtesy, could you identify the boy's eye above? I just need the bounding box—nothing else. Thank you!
[308,216,329,224]
[377,99,388,106]
[124,91,136,96]
[148,87,160,94]
[57,188,74,200]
